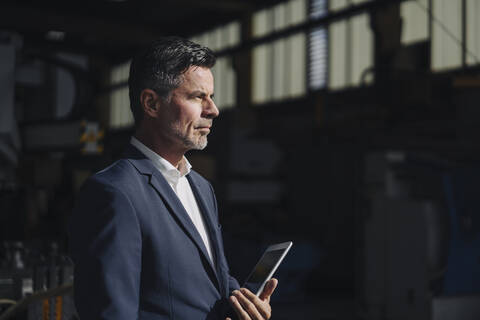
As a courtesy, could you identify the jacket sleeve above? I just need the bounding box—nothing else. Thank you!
[68,177,142,320]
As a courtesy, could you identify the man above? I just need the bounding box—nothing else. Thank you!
[69,37,277,320]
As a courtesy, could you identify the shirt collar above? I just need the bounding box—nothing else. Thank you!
[130,136,191,184]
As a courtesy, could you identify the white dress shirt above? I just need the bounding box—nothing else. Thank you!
[130,137,214,263]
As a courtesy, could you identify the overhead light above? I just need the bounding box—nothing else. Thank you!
[45,30,66,41]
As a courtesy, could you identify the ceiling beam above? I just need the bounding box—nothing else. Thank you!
[0,4,163,47]
[171,0,255,11]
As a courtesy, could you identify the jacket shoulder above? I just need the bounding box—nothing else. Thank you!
[81,159,143,195]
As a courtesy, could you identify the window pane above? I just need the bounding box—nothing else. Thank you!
[350,13,373,86]
[224,57,237,107]
[330,0,349,12]
[107,61,132,129]
[431,0,462,71]
[289,33,307,97]
[309,27,327,89]
[208,28,223,51]
[328,20,348,89]
[309,0,327,90]
[289,0,308,25]
[273,2,288,31]
[253,9,272,38]
[225,21,241,48]
[466,0,480,66]
[252,44,272,104]
[401,0,429,45]
[272,38,287,100]
[211,58,223,108]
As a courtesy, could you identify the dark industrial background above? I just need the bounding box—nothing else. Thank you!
[1,0,479,319]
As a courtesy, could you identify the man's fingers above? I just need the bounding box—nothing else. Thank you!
[240,288,270,319]
[233,290,263,319]
[259,278,278,302]
[229,295,250,320]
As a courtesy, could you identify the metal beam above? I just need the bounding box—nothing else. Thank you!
[0,4,162,47]
[172,0,255,11]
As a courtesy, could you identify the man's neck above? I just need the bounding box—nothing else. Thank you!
[134,130,185,169]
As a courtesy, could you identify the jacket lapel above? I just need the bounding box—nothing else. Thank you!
[124,145,222,290]
[187,174,226,292]
[149,172,217,267]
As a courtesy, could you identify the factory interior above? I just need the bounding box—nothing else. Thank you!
[1,0,480,319]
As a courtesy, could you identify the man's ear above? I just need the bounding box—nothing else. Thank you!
[140,89,160,118]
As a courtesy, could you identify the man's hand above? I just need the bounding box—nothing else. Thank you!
[226,278,278,320]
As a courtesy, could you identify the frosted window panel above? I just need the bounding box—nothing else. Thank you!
[401,0,429,44]
[311,0,327,18]
[224,57,236,108]
[119,88,126,127]
[289,33,307,97]
[309,27,328,89]
[112,90,120,128]
[122,61,130,83]
[212,58,224,108]
[225,21,241,47]
[289,0,307,25]
[329,21,348,89]
[329,0,348,11]
[272,39,287,100]
[273,2,287,30]
[124,89,134,126]
[466,0,480,66]
[351,13,373,86]
[252,44,272,104]
[111,89,120,128]
[111,88,127,128]
[208,28,223,51]
[253,9,272,37]
[212,56,236,109]
[432,0,462,71]
[121,87,132,127]
[309,0,327,90]
[212,57,224,108]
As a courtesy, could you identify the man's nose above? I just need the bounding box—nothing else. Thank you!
[203,97,219,119]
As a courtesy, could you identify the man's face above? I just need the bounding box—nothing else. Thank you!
[156,66,219,152]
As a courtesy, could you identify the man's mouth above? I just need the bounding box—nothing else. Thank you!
[195,122,212,130]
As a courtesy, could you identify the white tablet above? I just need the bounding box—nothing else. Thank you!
[242,241,293,296]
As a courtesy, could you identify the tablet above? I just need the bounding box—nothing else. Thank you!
[242,241,293,296]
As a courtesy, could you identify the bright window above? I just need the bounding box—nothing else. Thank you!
[104,60,132,129]
[466,0,480,66]
[401,0,429,45]
[328,0,374,90]
[431,0,462,71]
[252,0,307,105]
[308,0,328,90]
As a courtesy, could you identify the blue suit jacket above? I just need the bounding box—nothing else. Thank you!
[69,145,240,319]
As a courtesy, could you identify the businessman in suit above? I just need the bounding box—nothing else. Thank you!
[69,37,277,319]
